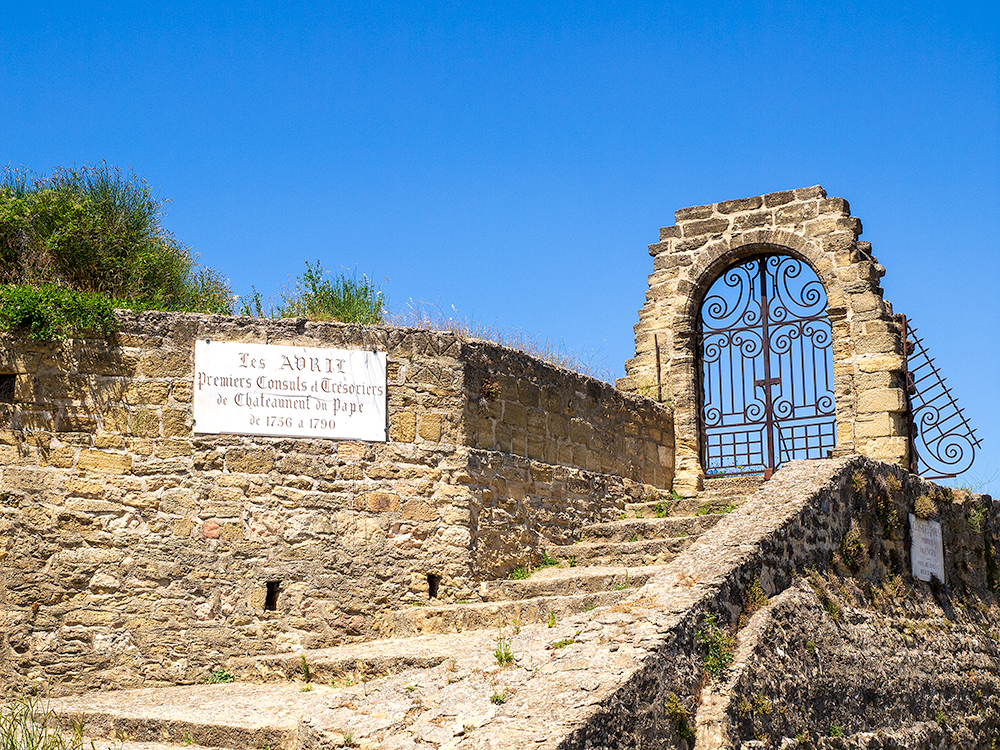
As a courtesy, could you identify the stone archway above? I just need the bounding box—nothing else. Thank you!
[619,187,909,494]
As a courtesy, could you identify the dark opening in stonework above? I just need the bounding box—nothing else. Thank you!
[427,573,441,599]
[265,581,280,611]
[0,375,15,404]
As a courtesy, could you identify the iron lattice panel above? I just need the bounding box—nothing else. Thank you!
[905,320,980,479]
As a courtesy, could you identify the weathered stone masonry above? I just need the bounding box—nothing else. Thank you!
[0,311,673,695]
[618,186,909,495]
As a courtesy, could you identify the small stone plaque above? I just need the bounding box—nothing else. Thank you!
[909,514,944,584]
[193,340,387,441]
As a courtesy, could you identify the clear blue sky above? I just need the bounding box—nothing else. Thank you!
[2,1,997,493]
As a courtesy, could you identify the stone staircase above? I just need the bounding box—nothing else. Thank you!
[45,475,765,750]
[377,475,763,637]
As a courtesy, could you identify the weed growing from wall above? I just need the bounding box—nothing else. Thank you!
[697,612,735,678]
[664,693,696,742]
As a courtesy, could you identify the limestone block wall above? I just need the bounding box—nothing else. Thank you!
[462,341,674,488]
[619,186,908,494]
[0,311,674,695]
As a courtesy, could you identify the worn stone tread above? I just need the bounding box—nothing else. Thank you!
[82,740,231,750]
[579,514,721,542]
[541,535,694,567]
[479,564,663,601]
[49,683,325,749]
[228,633,472,682]
[377,588,637,637]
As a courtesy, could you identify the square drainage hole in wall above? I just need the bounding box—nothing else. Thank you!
[265,581,280,611]
[427,573,441,599]
[0,375,14,404]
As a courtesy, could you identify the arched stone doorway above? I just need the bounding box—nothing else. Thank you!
[698,253,835,478]
[619,187,909,494]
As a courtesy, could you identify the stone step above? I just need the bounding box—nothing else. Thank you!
[377,588,636,637]
[48,683,324,750]
[578,514,722,542]
[623,499,680,518]
[479,564,662,601]
[542,535,694,568]
[702,475,765,492]
[83,741,230,750]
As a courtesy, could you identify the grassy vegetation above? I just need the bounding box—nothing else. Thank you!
[390,299,615,382]
[0,697,88,750]
[249,261,385,324]
[0,163,231,339]
[0,164,618,383]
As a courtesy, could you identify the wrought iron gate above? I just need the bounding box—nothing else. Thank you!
[698,254,836,476]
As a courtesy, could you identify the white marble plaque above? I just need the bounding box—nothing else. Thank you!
[909,514,944,583]
[193,340,387,441]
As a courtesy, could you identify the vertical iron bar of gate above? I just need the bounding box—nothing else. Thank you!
[757,257,776,477]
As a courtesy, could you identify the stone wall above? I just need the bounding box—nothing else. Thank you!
[0,311,674,695]
[463,342,673,488]
[619,186,908,494]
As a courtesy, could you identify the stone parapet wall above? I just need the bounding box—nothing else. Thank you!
[462,340,674,488]
[620,186,908,493]
[0,311,674,695]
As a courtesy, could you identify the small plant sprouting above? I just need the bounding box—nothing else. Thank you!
[613,572,632,592]
[490,686,511,704]
[969,502,987,533]
[494,625,515,666]
[697,613,735,678]
[206,668,235,684]
[550,637,575,649]
[935,708,948,728]
[806,639,816,654]
[568,556,577,568]
[301,654,311,683]
[839,519,867,572]
[829,723,844,737]
[509,566,530,580]
[342,728,357,747]
[634,508,643,519]
[654,499,669,518]
[537,552,560,569]
[184,732,193,746]
[739,576,769,627]
[851,471,867,496]
[547,611,556,628]
[914,494,937,519]
[627,534,639,543]
[664,692,696,743]
[300,684,313,692]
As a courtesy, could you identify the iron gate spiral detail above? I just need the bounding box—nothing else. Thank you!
[698,255,836,476]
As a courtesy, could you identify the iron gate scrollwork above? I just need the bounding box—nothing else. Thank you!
[903,318,980,480]
[698,254,836,476]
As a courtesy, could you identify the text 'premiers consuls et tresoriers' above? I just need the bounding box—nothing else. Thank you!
[192,340,387,441]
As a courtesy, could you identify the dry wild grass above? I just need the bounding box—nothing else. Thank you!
[390,299,616,383]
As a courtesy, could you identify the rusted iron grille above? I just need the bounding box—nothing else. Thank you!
[904,319,980,479]
[698,255,836,476]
